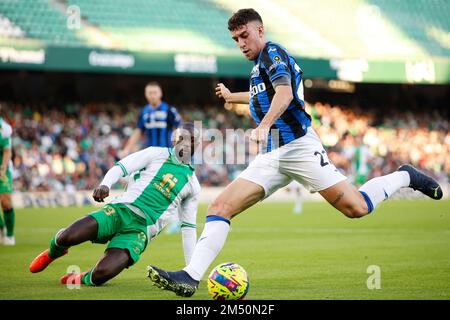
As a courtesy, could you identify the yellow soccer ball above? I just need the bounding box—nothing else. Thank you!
[207,262,249,300]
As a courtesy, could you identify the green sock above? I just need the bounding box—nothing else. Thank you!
[0,212,5,230]
[4,208,14,237]
[48,234,68,259]
[82,270,96,286]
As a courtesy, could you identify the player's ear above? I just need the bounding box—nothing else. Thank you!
[258,24,264,37]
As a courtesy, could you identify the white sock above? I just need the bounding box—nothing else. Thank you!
[295,193,302,214]
[358,171,410,212]
[183,216,230,281]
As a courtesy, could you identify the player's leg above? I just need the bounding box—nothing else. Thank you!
[320,165,442,218]
[81,248,132,286]
[55,215,99,247]
[61,205,148,286]
[0,173,15,245]
[148,177,265,296]
[0,193,13,243]
[182,177,265,277]
[319,180,370,218]
[29,215,98,273]
[294,187,302,215]
[0,207,4,243]
[147,154,291,297]
[86,226,147,286]
[30,202,120,273]
[285,128,442,218]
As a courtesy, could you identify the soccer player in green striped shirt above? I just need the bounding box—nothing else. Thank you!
[29,123,201,287]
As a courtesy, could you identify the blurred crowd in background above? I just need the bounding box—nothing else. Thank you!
[1,101,448,192]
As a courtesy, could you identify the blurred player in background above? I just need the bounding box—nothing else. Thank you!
[352,135,373,186]
[0,106,15,245]
[121,81,183,234]
[286,180,302,215]
[29,123,200,287]
[121,81,182,155]
[147,8,443,297]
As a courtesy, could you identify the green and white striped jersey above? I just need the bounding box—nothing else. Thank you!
[0,117,12,168]
[102,146,201,240]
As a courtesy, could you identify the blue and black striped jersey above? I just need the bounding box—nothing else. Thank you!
[250,41,311,152]
[136,102,181,147]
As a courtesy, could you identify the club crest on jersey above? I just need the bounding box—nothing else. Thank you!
[153,173,178,199]
[250,64,260,78]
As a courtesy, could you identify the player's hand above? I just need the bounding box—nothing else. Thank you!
[215,83,232,102]
[250,125,270,149]
[92,185,110,202]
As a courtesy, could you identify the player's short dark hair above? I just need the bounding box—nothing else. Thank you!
[145,81,161,88]
[177,122,200,142]
[228,8,263,31]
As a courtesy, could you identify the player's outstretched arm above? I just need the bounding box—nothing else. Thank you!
[215,83,249,104]
[250,84,293,145]
[121,128,142,157]
[179,187,201,265]
[94,147,162,202]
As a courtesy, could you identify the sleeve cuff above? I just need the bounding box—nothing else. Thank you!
[181,222,197,229]
[272,75,291,88]
[115,162,128,177]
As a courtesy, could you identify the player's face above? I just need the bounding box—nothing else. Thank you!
[145,85,162,106]
[231,21,264,61]
[172,128,200,162]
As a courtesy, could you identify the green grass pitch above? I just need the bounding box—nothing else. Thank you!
[0,200,449,300]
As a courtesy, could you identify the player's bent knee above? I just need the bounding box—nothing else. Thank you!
[0,199,12,211]
[56,229,77,247]
[341,204,367,219]
[207,200,234,219]
[90,266,110,286]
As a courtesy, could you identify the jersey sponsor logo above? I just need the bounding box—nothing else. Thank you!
[153,173,178,199]
[268,60,288,73]
[153,111,168,119]
[250,82,266,97]
[144,121,168,129]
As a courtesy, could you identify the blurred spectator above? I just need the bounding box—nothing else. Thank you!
[1,100,448,192]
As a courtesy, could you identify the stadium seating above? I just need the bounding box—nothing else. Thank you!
[0,0,83,47]
[65,0,235,53]
[0,0,449,58]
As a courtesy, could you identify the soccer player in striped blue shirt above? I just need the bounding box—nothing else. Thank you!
[147,8,443,297]
[122,81,182,155]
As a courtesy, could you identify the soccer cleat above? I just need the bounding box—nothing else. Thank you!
[60,272,87,285]
[29,249,68,273]
[147,266,199,297]
[3,236,15,246]
[398,164,443,200]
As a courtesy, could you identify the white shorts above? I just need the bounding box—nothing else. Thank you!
[238,127,347,198]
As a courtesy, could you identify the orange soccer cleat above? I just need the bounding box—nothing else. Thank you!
[60,272,87,285]
[29,249,68,273]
